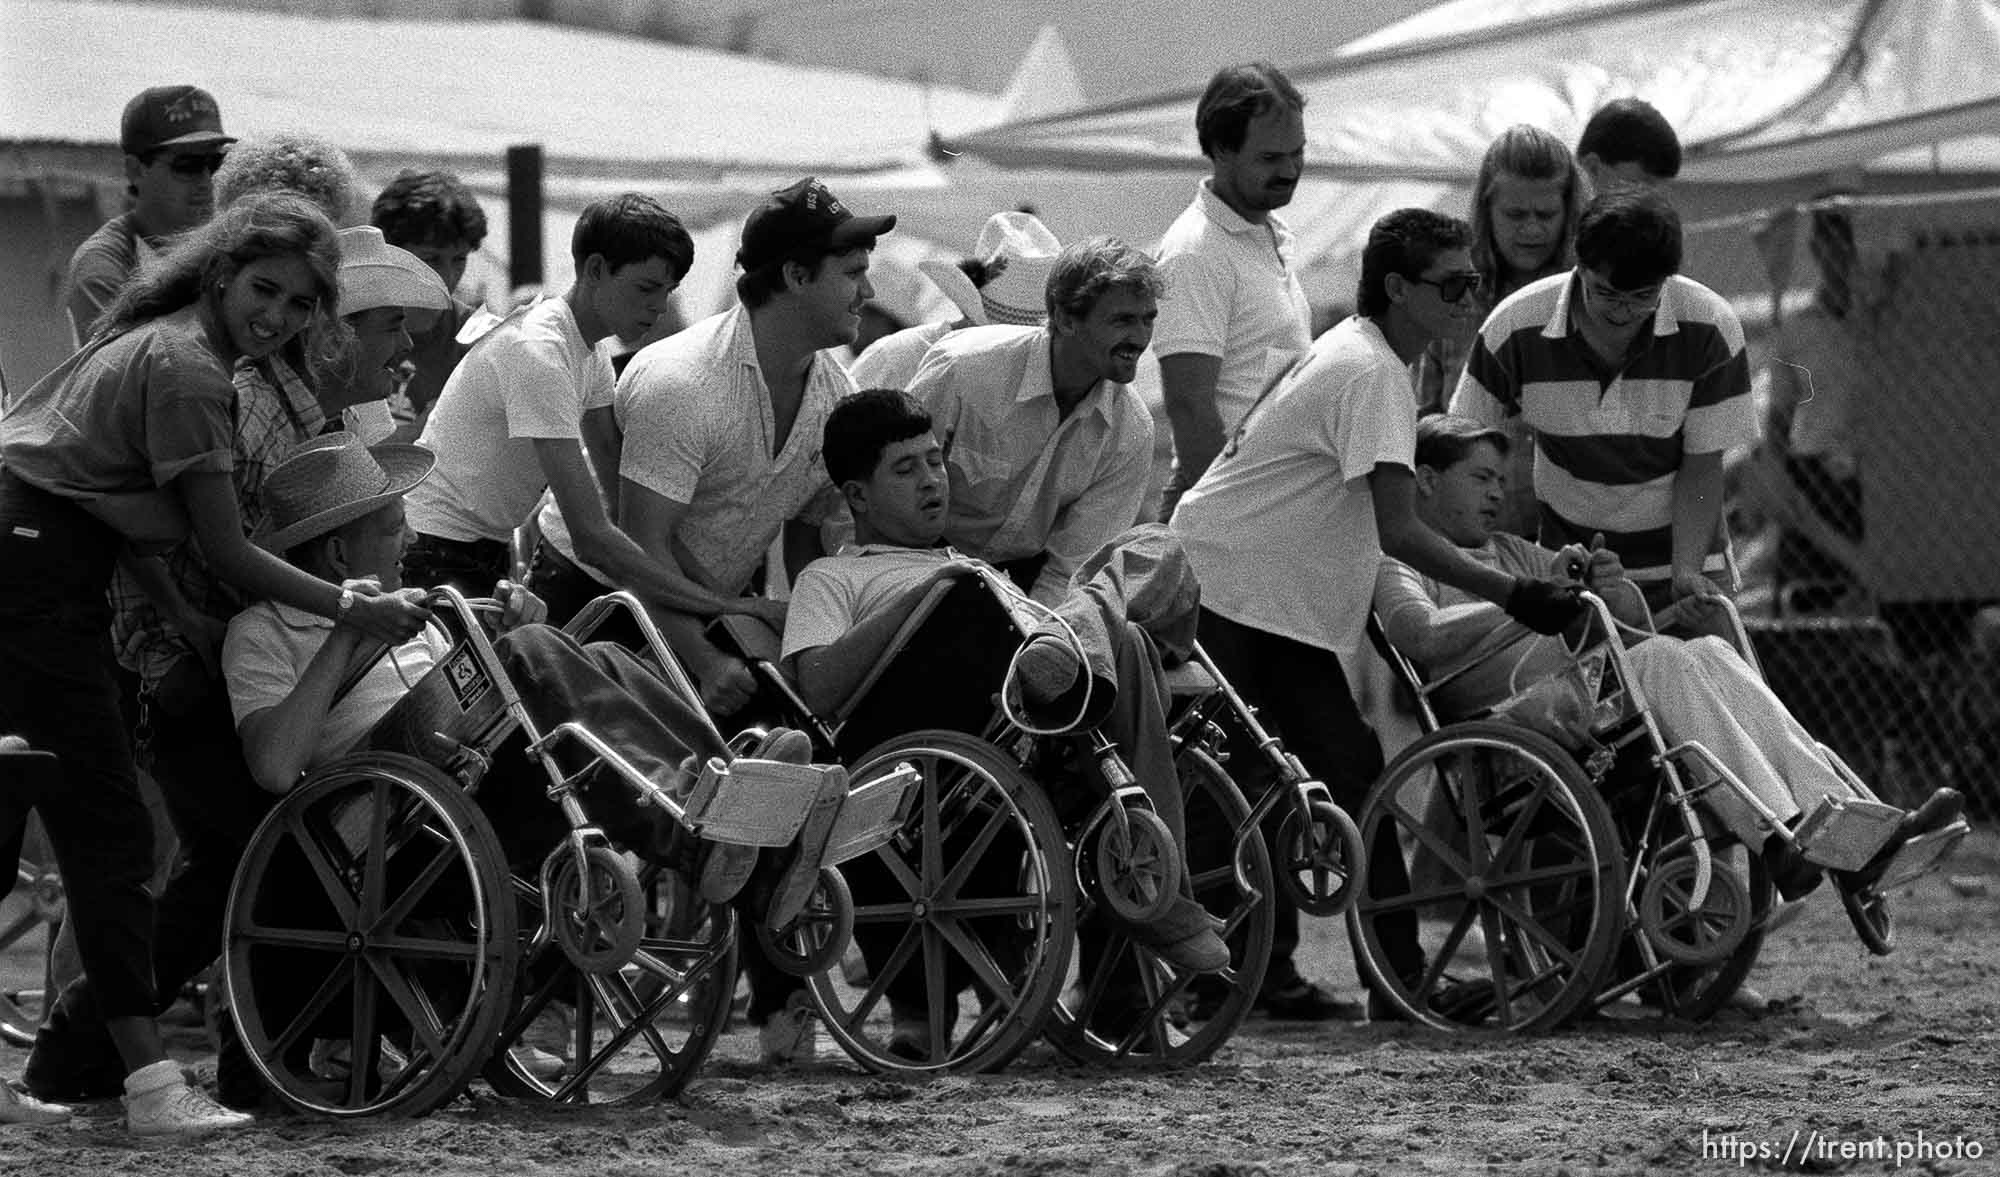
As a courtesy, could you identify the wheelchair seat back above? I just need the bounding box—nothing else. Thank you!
[361,626,518,779]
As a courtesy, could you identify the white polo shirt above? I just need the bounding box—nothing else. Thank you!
[540,305,847,595]
[906,324,1155,605]
[1171,315,1417,656]
[1152,178,1313,437]
[406,297,615,543]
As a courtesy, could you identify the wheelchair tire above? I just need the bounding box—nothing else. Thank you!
[1637,850,1753,967]
[223,753,519,1118]
[1275,798,1365,918]
[1631,842,1774,1021]
[1350,721,1627,1034]
[0,816,60,1048]
[548,844,646,975]
[486,863,739,1104]
[1046,746,1272,1066]
[1838,876,1895,956]
[806,730,1076,1075]
[1092,806,1182,925]
[755,867,855,978]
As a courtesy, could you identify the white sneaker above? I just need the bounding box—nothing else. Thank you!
[124,1066,254,1137]
[0,1080,72,1126]
[758,990,817,1066]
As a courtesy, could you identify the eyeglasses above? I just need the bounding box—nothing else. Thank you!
[159,153,228,179]
[1411,272,1483,304]
[1582,280,1662,314]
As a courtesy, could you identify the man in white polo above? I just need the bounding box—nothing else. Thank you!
[1153,61,1312,520]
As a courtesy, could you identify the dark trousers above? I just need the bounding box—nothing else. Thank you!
[0,471,158,1018]
[404,533,510,597]
[1195,607,1422,988]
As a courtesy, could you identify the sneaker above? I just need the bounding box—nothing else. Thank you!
[749,727,814,766]
[0,1080,72,1126]
[1124,898,1230,974]
[1259,977,1367,1022]
[1013,635,1081,709]
[124,1062,254,1136]
[757,990,817,1066]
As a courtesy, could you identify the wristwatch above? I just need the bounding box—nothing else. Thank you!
[335,587,357,623]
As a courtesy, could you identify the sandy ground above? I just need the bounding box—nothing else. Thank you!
[1,831,1994,1177]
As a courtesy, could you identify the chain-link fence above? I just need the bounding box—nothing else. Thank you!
[1697,189,2000,821]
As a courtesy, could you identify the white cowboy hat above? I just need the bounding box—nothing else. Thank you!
[337,226,453,316]
[254,431,435,553]
[917,210,1062,327]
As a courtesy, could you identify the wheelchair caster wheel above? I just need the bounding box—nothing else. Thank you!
[1639,853,1752,966]
[1276,799,1363,918]
[756,867,854,978]
[1837,875,1894,956]
[551,845,646,974]
[1095,807,1181,924]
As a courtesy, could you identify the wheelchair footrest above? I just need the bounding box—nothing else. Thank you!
[820,764,920,867]
[1794,795,1903,872]
[685,757,841,849]
[1873,820,1971,892]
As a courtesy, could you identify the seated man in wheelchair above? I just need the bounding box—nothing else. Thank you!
[224,433,819,918]
[778,391,1230,1040]
[1373,414,1965,905]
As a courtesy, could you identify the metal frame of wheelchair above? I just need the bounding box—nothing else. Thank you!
[219,587,911,1117]
[1350,589,1971,1034]
[0,748,61,1047]
[721,569,1366,1074]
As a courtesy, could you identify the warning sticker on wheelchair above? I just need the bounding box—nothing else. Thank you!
[440,647,490,712]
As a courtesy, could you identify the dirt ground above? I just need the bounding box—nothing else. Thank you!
[1,831,1994,1177]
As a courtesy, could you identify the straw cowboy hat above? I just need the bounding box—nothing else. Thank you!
[336,226,454,316]
[254,431,435,553]
[918,211,1062,327]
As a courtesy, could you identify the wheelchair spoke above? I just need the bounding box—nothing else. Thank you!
[1359,883,1486,917]
[846,922,922,1029]
[1481,893,1585,969]
[357,779,395,926]
[1481,860,1596,892]
[264,958,358,1061]
[347,969,384,1107]
[1386,801,1475,879]
[934,801,1018,903]
[929,895,1045,918]
[370,838,468,935]
[366,933,481,962]
[1460,754,1493,871]
[1487,779,1552,876]
[361,953,451,1063]
[285,808,360,928]
[232,922,351,953]
[929,916,1019,1016]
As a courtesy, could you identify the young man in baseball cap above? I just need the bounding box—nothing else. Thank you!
[62,85,236,344]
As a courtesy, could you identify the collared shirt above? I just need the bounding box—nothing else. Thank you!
[906,324,1155,605]
[1152,178,1313,436]
[62,213,163,346]
[406,296,615,544]
[224,599,448,771]
[1451,270,1755,582]
[540,304,847,595]
[1172,315,1416,656]
[110,356,327,685]
[849,320,954,393]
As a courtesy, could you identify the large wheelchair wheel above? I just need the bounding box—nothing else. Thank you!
[485,863,738,1104]
[0,816,61,1048]
[1046,746,1272,1065]
[1351,722,1627,1034]
[807,730,1075,1074]
[223,753,519,1118]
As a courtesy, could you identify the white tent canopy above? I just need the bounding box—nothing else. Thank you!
[948,0,2000,185]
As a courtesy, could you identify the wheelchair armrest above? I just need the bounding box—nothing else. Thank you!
[709,612,784,667]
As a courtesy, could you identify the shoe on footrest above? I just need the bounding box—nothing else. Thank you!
[697,840,762,905]
[1762,835,1826,903]
[1121,897,1230,975]
[1835,787,1966,892]
[765,767,854,930]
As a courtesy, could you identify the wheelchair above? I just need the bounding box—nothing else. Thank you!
[1349,589,1972,1034]
[714,566,1366,1073]
[219,587,915,1117]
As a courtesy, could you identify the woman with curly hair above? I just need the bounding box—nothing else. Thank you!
[213,131,361,226]
[0,191,427,1135]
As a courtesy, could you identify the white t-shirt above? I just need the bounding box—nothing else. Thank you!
[849,320,954,393]
[1152,178,1313,437]
[223,600,449,770]
[780,545,960,662]
[540,305,847,595]
[1170,315,1417,655]
[406,297,615,543]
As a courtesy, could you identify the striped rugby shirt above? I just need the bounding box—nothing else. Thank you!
[1449,270,1755,583]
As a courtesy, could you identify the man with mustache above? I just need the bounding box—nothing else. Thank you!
[903,237,1159,607]
[1153,61,1312,521]
[63,86,235,345]
[1450,188,1753,618]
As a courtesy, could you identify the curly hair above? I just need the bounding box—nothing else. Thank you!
[1044,237,1165,322]
[370,168,489,250]
[95,191,343,380]
[214,131,361,225]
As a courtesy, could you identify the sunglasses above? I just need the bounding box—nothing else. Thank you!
[1412,272,1483,304]
[159,153,228,179]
